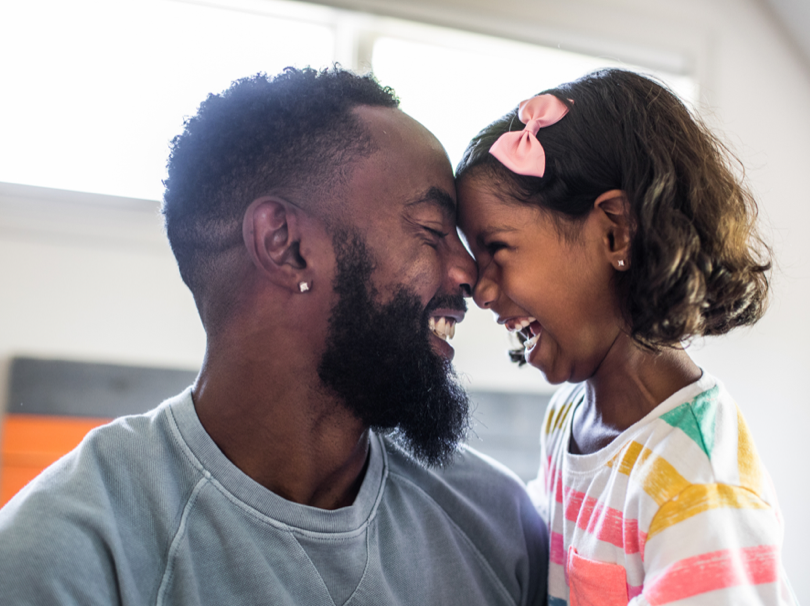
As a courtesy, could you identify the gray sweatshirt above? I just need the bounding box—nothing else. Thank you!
[0,388,547,605]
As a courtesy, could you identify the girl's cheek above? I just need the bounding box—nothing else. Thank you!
[504,274,533,304]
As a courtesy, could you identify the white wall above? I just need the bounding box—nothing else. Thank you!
[0,183,205,370]
[1,0,808,599]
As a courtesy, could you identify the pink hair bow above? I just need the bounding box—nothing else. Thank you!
[489,94,571,178]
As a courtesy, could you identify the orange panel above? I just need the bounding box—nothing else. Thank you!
[0,465,46,506]
[2,415,110,456]
[0,415,111,506]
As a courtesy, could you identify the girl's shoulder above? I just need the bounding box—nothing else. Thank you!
[540,374,776,506]
[615,373,776,506]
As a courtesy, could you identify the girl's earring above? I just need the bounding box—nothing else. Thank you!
[617,260,626,268]
[298,281,311,293]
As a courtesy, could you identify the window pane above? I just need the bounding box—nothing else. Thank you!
[373,33,696,171]
[0,0,335,201]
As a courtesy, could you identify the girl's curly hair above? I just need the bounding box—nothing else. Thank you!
[456,69,771,356]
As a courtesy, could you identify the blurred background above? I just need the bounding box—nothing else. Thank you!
[1,0,808,599]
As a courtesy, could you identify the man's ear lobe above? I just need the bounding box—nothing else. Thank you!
[593,189,632,266]
[242,197,307,283]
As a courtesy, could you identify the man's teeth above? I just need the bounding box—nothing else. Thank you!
[428,316,456,341]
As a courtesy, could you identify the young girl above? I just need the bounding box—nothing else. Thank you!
[456,69,796,605]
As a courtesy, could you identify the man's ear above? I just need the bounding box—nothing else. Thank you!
[242,196,308,290]
[593,189,632,270]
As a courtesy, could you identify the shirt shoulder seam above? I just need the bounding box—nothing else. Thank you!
[154,475,209,606]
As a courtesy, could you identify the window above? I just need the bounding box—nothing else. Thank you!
[1,0,335,200]
[372,29,696,170]
[1,0,695,201]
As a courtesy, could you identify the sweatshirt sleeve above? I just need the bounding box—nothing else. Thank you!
[0,462,124,606]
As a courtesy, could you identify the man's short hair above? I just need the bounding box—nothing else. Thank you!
[162,66,399,296]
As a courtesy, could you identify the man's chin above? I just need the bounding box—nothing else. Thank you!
[320,228,471,468]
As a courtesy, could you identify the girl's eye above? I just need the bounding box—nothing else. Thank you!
[485,241,507,255]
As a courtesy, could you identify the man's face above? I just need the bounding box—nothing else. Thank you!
[317,107,478,466]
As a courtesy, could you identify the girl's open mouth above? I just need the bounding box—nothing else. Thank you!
[503,316,542,350]
[521,320,542,350]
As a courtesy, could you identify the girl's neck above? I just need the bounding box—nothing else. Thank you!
[569,335,702,455]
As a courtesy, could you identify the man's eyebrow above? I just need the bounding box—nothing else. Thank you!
[406,187,456,219]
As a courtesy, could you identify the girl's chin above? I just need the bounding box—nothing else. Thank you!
[525,345,567,385]
[530,362,557,384]
[525,346,551,379]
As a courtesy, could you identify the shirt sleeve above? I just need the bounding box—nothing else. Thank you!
[634,482,796,605]
[0,486,124,606]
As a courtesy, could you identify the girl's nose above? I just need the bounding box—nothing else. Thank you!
[472,273,498,309]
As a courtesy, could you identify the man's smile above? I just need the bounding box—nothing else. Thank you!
[428,310,464,341]
[425,307,466,360]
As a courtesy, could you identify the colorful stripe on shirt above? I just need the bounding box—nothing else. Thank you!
[538,378,793,605]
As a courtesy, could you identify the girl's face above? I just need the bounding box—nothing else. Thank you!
[456,175,625,385]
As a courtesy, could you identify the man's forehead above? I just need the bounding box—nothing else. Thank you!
[352,105,443,151]
[352,103,409,126]
[343,106,454,215]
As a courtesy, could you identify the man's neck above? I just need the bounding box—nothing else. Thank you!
[192,348,371,510]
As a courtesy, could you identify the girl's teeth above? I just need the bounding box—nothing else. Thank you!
[508,317,537,332]
[524,332,540,349]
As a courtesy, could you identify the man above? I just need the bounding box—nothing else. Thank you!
[0,67,547,604]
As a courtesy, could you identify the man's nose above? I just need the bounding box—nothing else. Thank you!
[446,233,477,298]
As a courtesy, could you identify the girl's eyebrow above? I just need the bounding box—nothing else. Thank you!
[476,225,517,247]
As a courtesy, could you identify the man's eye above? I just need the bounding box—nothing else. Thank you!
[423,226,449,238]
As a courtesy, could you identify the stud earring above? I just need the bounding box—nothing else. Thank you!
[298,281,310,293]
[618,260,626,268]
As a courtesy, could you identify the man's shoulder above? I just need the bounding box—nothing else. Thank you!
[381,436,542,534]
[23,391,189,485]
[380,437,547,604]
[0,389,200,604]
[0,389,200,548]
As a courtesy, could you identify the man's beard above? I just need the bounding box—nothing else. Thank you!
[317,229,471,467]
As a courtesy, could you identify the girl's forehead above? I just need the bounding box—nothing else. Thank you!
[457,177,534,222]
[456,179,542,245]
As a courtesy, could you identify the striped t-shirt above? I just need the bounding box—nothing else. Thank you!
[527,372,796,605]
